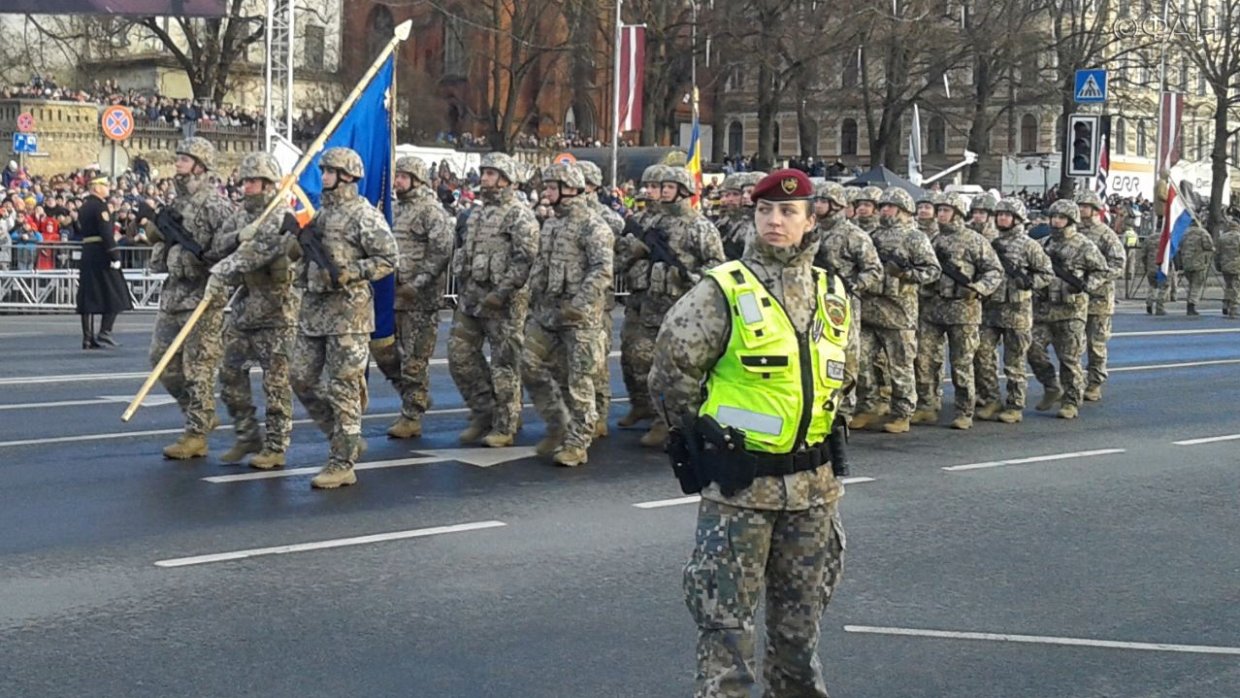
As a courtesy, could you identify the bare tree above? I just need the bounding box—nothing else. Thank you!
[624,0,695,146]
[131,1,265,105]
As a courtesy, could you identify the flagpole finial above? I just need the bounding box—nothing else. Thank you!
[395,19,413,41]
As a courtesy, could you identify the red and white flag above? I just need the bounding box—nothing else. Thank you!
[1158,91,1184,175]
[1094,116,1111,225]
[618,25,645,133]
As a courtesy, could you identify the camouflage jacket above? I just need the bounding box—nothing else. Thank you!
[1077,218,1126,315]
[528,196,614,330]
[638,201,726,327]
[649,232,843,511]
[922,220,1004,326]
[1033,225,1110,323]
[1216,224,1240,274]
[968,218,998,242]
[152,174,237,313]
[917,218,940,239]
[1141,234,1163,277]
[982,224,1054,330]
[210,193,297,329]
[614,205,662,293]
[855,215,879,234]
[590,197,625,238]
[295,184,397,336]
[861,219,941,329]
[1177,223,1215,272]
[718,207,754,261]
[815,213,883,303]
[393,186,454,312]
[454,188,540,319]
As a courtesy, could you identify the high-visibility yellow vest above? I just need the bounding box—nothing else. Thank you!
[699,260,851,454]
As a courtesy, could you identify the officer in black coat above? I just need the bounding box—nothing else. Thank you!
[75,176,132,349]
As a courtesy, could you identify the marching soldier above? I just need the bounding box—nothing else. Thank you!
[1216,205,1240,318]
[915,190,940,239]
[650,169,851,698]
[813,181,882,472]
[521,163,614,466]
[1142,231,1169,315]
[712,173,747,260]
[632,167,725,447]
[914,191,943,412]
[1177,216,1214,316]
[1027,200,1110,420]
[615,164,666,429]
[967,192,999,241]
[852,185,883,234]
[141,137,236,460]
[289,147,397,488]
[205,153,298,469]
[386,155,455,440]
[449,152,540,447]
[578,159,624,436]
[852,188,941,433]
[1075,190,1125,402]
[912,193,1003,430]
[975,198,1053,424]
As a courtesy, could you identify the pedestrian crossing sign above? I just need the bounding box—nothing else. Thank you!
[1074,69,1107,103]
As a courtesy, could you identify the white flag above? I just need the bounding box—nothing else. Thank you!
[908,104,923,186]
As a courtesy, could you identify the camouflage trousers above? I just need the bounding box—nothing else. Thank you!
[1084,313,1112,389]
[1145,273,1168,311]
[291,332,369,467]
[395,309,440,419]
[448,310,525,435]
[1184,269,1209,306]
[149,306,225,436]
[976,325,1033,409]
[915,321,979,418]
[594,314,613,423]
[521,321,602,450]
[220,324,295,452]
[836,298,862,419]
[685,498,845,698]
[856,326,917,419]
[1028,318,1086,407]
[620,300,654,414]
[1225,274,1239,310]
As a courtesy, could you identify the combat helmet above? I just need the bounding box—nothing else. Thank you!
[994,197,1028,223]
[577,160,604,188]
[479,152,517,183]
[395,155,430,185]
[969,192,998,213]
[857,185,884,205]
[176,137,216,171]
[1075,188,1104,211]
[238,152,281,183]
[915,188,938,207]
[721,173,745,193]
[938,192,969,218]
[541,162,586,190]
[878,187,915,215]
[1048,198,1081,224]
[661,167,696,195]
[320,147,364,180]
[816,181,848,208]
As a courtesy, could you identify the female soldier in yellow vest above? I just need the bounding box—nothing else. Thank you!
[650,169,851,698]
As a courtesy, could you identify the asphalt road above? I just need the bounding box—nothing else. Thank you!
[1,300,1239,697]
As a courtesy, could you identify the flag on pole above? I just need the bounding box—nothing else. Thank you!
[1156,177,1193,283]
[908,104,923,185]
[686,88,702,209]
[295,54,397,344]
[618,25,645,133]
[1093,116,1111,226]
[1157,91,1184,175]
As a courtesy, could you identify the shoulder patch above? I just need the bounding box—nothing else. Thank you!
[824,295,848,326]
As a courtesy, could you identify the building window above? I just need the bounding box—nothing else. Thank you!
[1020,114,1038,153]
[443,9,468,79]
[1196,125,1205,161]
[303,24,325,71]
[728,121,743,155]
[1198,68,1207,96]
[1118,0,1130,17]
[367,6,395,62]
[842,50,859,88]
[841,118,858,155]
[1232,135,1238,166]
[1115,118,1126,155]
[725,65,744,92]
[1137,120,1148,157]
[1180,60,1189,91]
[928,115,946,154]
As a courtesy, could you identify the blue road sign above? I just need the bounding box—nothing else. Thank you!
[1074,69,1108,103]
[12,133,37,154]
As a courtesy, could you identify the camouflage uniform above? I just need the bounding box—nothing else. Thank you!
[967,192,999,241]
[209,153,298,466]
[1178,221,1215,313]
[649,217,846,698]
[615,165,666,426]
[634,167,726,445]
[579,160,624,433]
[450,152,541,444]
[387,156,455,438]
[1216,217,1240,317]
[914,193,1003,428]
[1075,191,1126,397]
[852,185,882,234]
[813,181,883,418]
[521,164,614,466]
[289,148,397,487]
[1141,233,1169,314]
[855,189,941,430]
[976,199,1054,421]
[712,173,748,261]
[147,137,237,458]
[914,191,944,415]
[1027,200,1111,419]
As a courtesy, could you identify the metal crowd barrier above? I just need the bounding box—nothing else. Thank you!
[0,268,165,311]
[2,242,153,272]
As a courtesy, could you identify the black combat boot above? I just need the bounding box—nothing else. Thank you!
[828,415,850,478]
[80,315,100,350]
[95,313,120,347]
[1188,302,1199,316]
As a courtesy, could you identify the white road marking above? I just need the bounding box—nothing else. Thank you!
[843,625,1240,657]
[1112,328,1240,337]
[0,331,44,338]
[202,446,540,483]
[1110,358,1240,372]
[942,448,1125,472]
[631,477,876,509]
[1173,433,1240,446]
[154,520,507,568]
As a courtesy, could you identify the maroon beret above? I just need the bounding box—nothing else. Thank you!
[750,168,814,203]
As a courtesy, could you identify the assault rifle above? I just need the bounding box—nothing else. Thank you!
[642,227,693,283]
[994,246,1031,290]
[1049,253,1088,294]
[935,251,981,295]
[139,203,204,260]
[297,219,342,289]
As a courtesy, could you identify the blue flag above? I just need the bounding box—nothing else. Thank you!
[297,55,396,342]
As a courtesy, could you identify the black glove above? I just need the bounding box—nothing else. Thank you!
[137,202,157,222]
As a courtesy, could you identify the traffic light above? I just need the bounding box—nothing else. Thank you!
[1067,114,1100,177]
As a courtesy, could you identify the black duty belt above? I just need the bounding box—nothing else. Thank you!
[751,443,830,477]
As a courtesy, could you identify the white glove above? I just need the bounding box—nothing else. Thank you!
[110,260,122,270]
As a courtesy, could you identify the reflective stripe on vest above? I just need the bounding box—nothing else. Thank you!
[699,260,851,454]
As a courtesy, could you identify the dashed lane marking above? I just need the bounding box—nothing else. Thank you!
[844,625,1240,657]
[941,449,1125,472]
[632,477,877,509]
[1173,433,1240,446]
